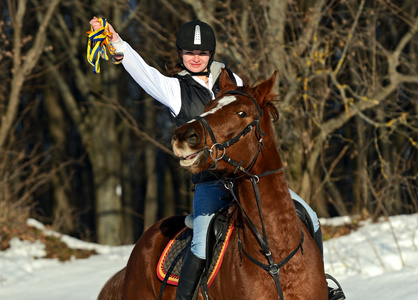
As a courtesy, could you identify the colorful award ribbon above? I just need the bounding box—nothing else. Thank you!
[86,18,116,74]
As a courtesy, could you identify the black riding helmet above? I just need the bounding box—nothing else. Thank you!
[176,20,216,75]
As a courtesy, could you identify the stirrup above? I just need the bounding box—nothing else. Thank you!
[326,274,346,300]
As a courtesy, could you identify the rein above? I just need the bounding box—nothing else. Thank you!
[196,90,304,300]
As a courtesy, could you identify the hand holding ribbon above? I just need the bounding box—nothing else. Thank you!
[86,18,116,74]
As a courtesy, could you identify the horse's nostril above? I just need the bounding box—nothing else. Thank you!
[186,130,200,146]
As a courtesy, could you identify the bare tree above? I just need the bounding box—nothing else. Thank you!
[2,0,416,246]
[1,0,60,148]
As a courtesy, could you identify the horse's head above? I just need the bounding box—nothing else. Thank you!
[172,69,279,175]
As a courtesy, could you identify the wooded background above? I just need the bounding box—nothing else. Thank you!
[1,0,417,245]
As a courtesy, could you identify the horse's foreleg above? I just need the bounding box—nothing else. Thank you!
[97,267,126,300]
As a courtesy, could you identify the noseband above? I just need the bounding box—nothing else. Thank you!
[195,90,304,300]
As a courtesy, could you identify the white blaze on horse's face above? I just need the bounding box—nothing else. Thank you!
[186,96,237,124]
[200,96,237,118]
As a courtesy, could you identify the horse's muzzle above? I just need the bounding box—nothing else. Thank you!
[172,125,203,157]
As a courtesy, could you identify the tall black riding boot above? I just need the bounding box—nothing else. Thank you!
[313,226,324,258]
[176,249,206,300]
[315,227,346,299]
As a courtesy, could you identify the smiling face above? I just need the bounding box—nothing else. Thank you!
[180,49,211,73]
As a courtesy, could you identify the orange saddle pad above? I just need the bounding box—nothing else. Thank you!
[156,222,234,287]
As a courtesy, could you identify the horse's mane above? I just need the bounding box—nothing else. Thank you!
[266,101,279,122]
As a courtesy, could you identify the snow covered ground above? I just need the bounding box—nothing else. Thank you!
[1,214,418,299]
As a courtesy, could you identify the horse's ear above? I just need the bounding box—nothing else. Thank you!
[255,71,277,105]
[219,68,237,91]
[256,71,277,95]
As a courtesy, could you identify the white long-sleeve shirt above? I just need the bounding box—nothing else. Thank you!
[111,35,243,116]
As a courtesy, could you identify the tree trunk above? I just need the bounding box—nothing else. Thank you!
[89,108,123,245]
[44,80,75,234]
[353,115,370,216]
[120,127,136,244]
[144,98,158,230]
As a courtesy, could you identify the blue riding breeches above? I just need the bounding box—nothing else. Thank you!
[191,180,231,259]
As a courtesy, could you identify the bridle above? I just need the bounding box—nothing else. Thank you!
[195,90,304,300]
[195,89,266,176]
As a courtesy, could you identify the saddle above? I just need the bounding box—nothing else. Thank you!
[156,201,313,286]
[293,200,315,237]
[156,206,234,288]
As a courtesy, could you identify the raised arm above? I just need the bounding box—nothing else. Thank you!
[88,17,182,115]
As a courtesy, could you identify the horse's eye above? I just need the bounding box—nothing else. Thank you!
[237,111,247,118]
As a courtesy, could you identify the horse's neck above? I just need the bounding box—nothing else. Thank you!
[236,158,301,254]
[233,119,303,254]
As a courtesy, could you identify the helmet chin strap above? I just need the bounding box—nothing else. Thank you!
[183,68,209,76]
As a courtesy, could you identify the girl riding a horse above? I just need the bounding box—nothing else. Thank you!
[89,17,340,299]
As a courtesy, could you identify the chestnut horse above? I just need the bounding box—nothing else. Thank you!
[98,70,328,299]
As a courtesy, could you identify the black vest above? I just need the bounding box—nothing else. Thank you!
[173,62,237,183]
[173,62,236,127]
